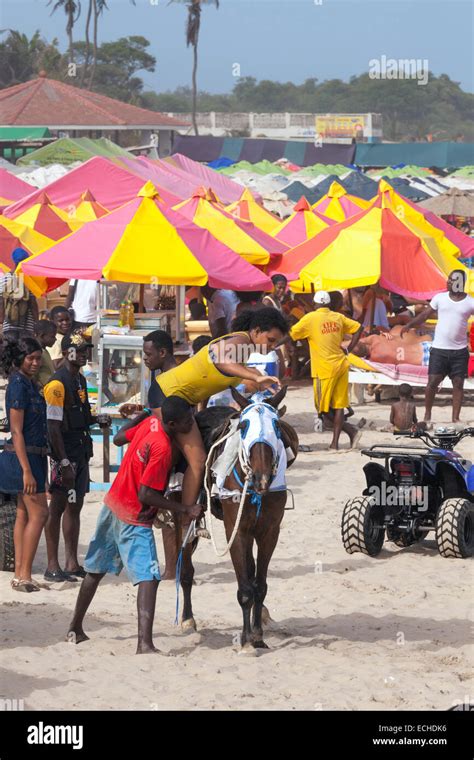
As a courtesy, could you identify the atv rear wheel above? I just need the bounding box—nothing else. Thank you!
[0,498,16,572]
[436,498,474,559]
[341,496,385,557]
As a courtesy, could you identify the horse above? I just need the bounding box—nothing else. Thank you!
[168,385,297,654]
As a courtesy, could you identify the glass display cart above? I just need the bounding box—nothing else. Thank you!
[90,282,187,414]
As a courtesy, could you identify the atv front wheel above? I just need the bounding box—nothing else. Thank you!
[341,496,385,557]
[436,499,474,559]
[0,498,16,572]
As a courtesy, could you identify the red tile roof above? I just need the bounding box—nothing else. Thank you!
[0,75,189,129]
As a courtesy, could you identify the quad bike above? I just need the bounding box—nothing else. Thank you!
[341,426,474,559]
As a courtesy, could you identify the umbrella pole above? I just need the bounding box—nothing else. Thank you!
[369,288,376,331]
[139,284,144,313]
[347,288,354,317]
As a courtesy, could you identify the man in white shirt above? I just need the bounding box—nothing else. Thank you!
[201,286,239,338]
[65,280,99,330]
[401,270,474,424]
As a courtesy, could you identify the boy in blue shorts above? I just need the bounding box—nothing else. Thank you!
[67,396,202,654]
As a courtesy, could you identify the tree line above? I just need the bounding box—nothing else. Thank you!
[0,29,472,142]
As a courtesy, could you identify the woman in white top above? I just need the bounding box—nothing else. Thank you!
[262,275,287,312]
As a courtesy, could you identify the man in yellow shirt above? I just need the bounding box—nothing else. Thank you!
[290,291,363,450]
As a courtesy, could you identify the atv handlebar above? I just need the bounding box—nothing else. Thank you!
[394,427,474,448]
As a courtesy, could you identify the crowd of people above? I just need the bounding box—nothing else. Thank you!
[1,252,473,649]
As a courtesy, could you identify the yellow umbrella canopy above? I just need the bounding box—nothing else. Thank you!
[271,196,333,246]
[20,183,273,293]
[312,180,371,222]
[173,187,287,266]
[12,191,82,237]
[68,189,109,222]
[271,192,471,299]
[225,188,281,234]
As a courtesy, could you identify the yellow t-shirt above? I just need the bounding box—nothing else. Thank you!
[44,379,66,421]
[290,308,360,379]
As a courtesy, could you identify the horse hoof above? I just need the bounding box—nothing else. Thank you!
[252,640,269,649]
[239,643,258,657]
[181,617,197,633]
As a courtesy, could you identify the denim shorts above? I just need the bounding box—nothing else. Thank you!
[84,505,160,585]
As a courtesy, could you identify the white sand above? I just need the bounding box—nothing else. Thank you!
[1,384,473,711]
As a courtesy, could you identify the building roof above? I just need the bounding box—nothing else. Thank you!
[0,75,189,130]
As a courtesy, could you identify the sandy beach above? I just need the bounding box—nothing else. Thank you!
[1,383,473,711]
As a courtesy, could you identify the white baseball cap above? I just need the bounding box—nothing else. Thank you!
[313,290,331,305]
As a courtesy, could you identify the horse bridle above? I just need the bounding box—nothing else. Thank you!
[236,401,282,487]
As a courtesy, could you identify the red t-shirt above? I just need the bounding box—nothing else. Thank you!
[104,417,172,527]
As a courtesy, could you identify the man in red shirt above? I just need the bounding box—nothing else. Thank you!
[67,396,202,654]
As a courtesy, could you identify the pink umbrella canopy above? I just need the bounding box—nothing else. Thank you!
[20,183,272,292]
[4,156,180,219]
[0,168,35,201]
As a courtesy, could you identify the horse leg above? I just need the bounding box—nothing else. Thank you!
[177,514,197,632]
[223,499,255,653]
[252,496,285,648]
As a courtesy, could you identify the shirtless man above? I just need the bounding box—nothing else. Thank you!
[351,325,434,367]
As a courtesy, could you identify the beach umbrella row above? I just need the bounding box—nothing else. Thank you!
[270,183,472,300]
[20,183,273,294]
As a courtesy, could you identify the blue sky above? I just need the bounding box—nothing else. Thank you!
[1,0,473,94]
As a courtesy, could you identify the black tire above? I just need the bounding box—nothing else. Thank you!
[0,499,17,572]
[436,498,474,559]
[341,496,385,557]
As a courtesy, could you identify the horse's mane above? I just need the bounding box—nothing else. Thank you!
[195,406,237,452]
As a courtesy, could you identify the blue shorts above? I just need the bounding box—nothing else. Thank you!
[84,505,161,585]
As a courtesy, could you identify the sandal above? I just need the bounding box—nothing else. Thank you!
[64,567,86,579]
[10,577,20,589]
[13,580,40,593]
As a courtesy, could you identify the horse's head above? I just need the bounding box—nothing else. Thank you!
[231,386,287,495]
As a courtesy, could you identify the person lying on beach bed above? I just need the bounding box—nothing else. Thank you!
[350,325,434,367]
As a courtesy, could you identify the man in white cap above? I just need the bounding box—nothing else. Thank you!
[289,290,363,450]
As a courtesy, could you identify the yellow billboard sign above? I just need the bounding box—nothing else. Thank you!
[315,114,366,138]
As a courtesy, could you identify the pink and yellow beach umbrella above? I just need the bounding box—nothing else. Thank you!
[312,180,371,222]
[225,188,281,234]
[0,215,53,270]
[271,196,334,246]
[69,189,109,222]
[11,191,82,238]
[173,186,287,266]
[20,182,272,293]
[270,189,471,299]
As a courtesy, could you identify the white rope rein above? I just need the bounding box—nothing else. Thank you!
[203,427,251,557]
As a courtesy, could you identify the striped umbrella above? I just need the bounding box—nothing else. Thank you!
[271,196,335,246]
[225,188,281,234]
[173,187,287,266]
[0,215,53,270]
[270,189,471,300]
[68,189,109,222]
[20,182,272,294]
[312,180,371,222]
[11,191,81,239]
[379,180,474,259]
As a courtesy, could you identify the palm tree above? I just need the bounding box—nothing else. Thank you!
[172,0,219,135]
[47,0,81,64]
